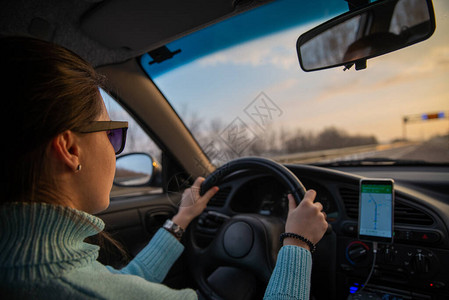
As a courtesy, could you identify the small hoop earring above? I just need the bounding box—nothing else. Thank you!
[75,164,82,173]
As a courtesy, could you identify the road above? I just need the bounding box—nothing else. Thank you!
[392,136,449,163]
[348,136,449,163]
[274,136,449,164]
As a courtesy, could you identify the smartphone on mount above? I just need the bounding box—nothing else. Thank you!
[358,179,394,243]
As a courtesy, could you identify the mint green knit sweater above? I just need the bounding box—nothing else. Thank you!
[0,203,312,299]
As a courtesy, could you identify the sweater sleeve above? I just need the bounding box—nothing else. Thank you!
[263,245,312,300]
[106,228,184,283]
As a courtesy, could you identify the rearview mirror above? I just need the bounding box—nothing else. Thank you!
[297,0,436,71]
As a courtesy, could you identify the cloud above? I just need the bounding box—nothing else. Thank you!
[266,78,300,94]
[198,41,296,70]
[403,46,449,74]
[197,25,314,70]
[306,43,449,104]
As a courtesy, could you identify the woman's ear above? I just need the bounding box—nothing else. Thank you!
[50,130,81,172]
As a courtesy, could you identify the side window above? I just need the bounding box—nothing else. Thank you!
[101,89,162,160]
[100,89,163,196]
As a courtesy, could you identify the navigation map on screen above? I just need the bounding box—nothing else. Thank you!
[359,183,393,239]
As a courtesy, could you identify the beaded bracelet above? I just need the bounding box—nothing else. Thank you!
[280,232,316,253]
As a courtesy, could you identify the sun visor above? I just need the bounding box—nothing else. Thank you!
[81,0,236,51]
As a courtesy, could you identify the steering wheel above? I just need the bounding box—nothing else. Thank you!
[185,157,307,299]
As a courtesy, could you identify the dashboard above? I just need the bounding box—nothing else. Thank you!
[228,176,339,222]
[194,164,449,299]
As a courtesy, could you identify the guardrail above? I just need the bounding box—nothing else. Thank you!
[271,142,418,164]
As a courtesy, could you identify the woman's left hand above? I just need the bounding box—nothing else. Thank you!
[172,177,219,230]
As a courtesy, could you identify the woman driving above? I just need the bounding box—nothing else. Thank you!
[0,36,328,299]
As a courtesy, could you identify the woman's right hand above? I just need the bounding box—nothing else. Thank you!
[283,190,328,250]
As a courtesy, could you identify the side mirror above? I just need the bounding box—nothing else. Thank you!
[297,0,436,71]
[114,153,162,187]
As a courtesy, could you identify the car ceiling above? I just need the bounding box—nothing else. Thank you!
[0,0,274,67]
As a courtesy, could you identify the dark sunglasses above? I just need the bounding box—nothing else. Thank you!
[76,121,128,155]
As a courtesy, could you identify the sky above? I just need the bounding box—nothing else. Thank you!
[146,0,449,144]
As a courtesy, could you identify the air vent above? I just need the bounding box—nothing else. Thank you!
[340,187,359,219]
[339,187,434,226]
[208,187,231,207]
[395,198,434,225]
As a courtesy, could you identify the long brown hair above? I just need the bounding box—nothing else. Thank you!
[0,36,129,263]
[0,36,104,204]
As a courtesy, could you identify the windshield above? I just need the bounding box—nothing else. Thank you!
[141,0,449,166]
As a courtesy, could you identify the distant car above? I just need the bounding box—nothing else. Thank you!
[2,0,448,299]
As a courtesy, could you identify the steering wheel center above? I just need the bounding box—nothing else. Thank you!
[223,221,254,258]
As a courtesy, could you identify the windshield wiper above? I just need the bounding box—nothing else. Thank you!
[312,157,446,167]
